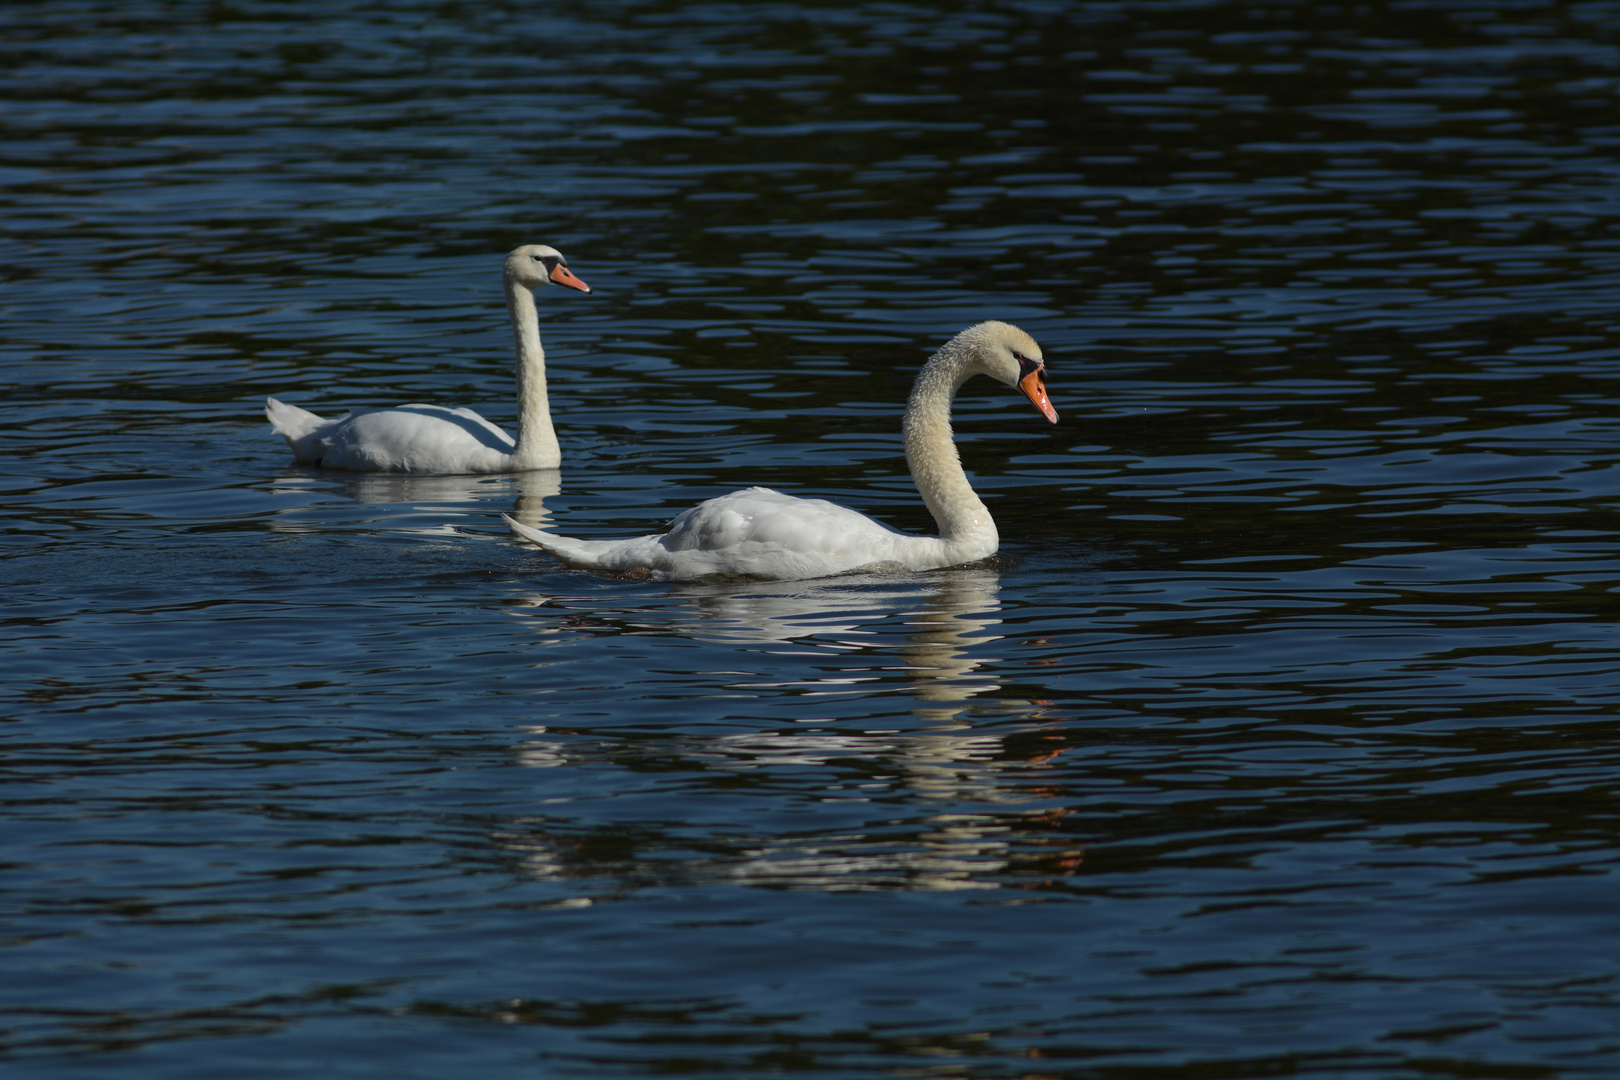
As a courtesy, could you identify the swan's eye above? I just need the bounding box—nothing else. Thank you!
[530,254,541,262]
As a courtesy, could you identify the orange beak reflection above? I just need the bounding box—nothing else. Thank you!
[1018,359,1058,423]
[549,263,591,294]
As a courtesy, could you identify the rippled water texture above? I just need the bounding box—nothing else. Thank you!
[4,2,1619,1077]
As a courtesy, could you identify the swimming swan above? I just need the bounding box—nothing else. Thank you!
[504,321,1058,582]
[265,244,590,473]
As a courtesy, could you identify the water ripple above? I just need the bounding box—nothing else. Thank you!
[3,1,1619,1076]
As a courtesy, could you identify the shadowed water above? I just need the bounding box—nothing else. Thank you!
[3,2,1619,1077]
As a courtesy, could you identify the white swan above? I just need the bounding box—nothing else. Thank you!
[504,321,1057,582]
[265,244,590,473]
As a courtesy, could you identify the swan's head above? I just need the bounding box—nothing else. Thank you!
[505,244,591,294]
[960,320,1058,424]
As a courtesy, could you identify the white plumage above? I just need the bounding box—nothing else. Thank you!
[265,244,590,474]
[505,321,1058,582]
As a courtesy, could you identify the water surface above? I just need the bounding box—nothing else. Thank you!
[3,2,1619,1077]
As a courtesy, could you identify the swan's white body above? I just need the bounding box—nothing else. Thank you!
[505,321,1058,582]
[265,244,590,473]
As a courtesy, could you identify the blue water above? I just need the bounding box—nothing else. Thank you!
[3,2,1619,1077]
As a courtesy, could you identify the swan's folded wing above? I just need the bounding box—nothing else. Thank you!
[661,487,900,556]
[408,404,516,449]
[315,406,514,472]
[505,489,932,582]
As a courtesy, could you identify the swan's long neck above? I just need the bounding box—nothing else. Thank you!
[903,340,997,554]
[506,275,560,469]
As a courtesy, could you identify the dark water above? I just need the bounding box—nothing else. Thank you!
[4,1,1619,1076]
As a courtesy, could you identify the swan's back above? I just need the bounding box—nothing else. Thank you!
[507,487,941,581]
[662,487,899,553]
[268,399,517,473]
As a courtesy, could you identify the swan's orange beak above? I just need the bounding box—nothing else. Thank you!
[1018,357,1058,423]
[550,263,591,294]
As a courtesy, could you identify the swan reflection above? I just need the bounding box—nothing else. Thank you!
[509,568,1004,708]
[667,569,1005,721]
[504,568,1081,893]
[674,568,997,647]
[895,570,1003,708]
[265,468,560,535]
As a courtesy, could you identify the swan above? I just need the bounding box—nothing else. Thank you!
[503,320,1058,582]
[264,244,590,473]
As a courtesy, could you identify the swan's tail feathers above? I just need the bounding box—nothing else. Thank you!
[265,397,335,462]
[504,513,553,548]
[502,513,641,570]
[265,396,323,438]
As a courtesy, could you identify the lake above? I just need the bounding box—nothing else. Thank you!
[3,1,1618,1077]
